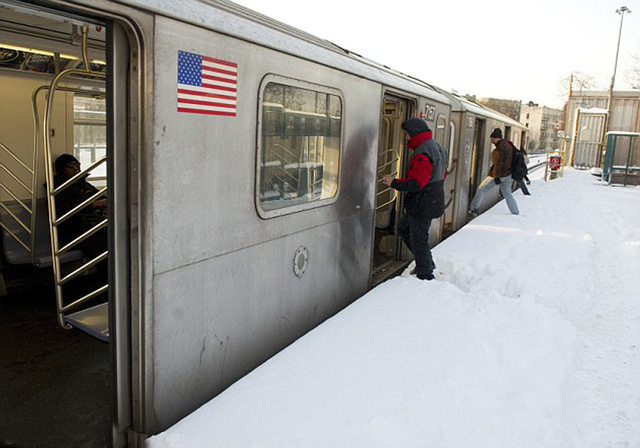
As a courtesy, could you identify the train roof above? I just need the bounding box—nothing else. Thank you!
[122,0,452,106]
[435,89,527,129]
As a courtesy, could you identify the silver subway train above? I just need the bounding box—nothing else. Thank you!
[0,0,527,446]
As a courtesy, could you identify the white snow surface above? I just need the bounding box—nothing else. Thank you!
[146,168,640,448]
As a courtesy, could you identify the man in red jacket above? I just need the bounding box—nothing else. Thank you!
[381,118,447,281]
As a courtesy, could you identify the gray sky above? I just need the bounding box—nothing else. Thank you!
[232,0,640,110]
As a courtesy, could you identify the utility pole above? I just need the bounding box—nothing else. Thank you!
[564,73,573,153]
[602,6,631,166]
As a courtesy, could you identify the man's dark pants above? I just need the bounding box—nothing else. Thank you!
[398,213,434,278]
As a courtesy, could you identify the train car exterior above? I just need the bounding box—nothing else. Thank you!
[0,0,453,446]
[438,92,529,234]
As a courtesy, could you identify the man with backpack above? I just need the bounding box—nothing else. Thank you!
[468,128,519,216]
[509,142,531,195]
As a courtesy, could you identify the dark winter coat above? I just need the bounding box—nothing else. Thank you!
[391,131,447,219]
[54,175,107,247]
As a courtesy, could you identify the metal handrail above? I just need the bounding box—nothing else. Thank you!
[444,190,455,210]
[0,141,34,256]
[54,188,107,227]
[0,201,31,234]
[62,283,108,314]
[0,222,30,252]
[0,142,33,174]
[375,148,400,212]
[41,26,108,330]
[269,143,300,165]
[59,251,108,286]
[0,163,33,194]
[376,197,397,211]
[58,218,107,255]
[53,157,107,196]
[32,84,105,265]
[0,183,31,215]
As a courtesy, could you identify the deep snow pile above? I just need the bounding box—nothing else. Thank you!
[146,168,640,448]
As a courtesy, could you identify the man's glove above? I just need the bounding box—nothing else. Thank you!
[494,177,502,185]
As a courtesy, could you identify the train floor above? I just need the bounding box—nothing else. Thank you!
[0,267,110,448]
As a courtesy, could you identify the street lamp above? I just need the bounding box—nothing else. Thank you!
[602,6,631,165]
[611,6,631,93]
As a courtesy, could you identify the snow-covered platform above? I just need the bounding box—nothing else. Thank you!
[146,169,640,448]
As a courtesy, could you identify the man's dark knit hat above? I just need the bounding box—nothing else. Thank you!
[55,153,80,176]
[490,128,503,139]
[402,118,431,138]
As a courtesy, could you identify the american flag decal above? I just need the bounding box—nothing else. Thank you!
[177,50,238,116]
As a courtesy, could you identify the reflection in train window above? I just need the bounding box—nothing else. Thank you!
[258,82,341,215]
[74,95,106,181]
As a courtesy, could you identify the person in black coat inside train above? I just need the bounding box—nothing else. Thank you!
[381,118,447,281]
[54,154,108,259]
[53,153,109,299]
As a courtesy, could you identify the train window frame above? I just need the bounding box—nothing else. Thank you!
[435,113,446,145]
[256,74,344,219]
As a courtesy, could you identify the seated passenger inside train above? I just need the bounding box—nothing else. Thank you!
[54,154,108,289]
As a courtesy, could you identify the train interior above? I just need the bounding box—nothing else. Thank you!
[0,3,112,447]
[371,95,410,286]
[468,118,486,201]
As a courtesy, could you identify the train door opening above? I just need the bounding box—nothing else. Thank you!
[0,3,130,447]
[371,95,411,286]
[504,125,512,142]
[469,118,486,200]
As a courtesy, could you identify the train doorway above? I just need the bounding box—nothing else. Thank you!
[371,95,411,286]
[0,2,131,447]
[468,118,486,200]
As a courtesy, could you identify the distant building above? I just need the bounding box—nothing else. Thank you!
[565,90,640,168]
[465,95,522,121]
[519,102,563,153]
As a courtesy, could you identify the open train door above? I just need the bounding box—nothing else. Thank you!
[0,2,135,446]
[468,118,486,201]
[370,94,413,286]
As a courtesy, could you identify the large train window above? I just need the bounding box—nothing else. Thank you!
[257,77,342,217]
[74,95,106,182]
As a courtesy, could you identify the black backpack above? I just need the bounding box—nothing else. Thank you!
[510,144,528,180]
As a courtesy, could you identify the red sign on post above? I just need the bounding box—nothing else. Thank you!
[549,156,562,171]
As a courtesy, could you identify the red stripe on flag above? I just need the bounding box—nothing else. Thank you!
[202,66,237,77]
[178,98,236,109]
[177,107,236,116]
[202,74,237,85]
[201,56,237,68]
[201,83,237,93]
[177,88,236,101]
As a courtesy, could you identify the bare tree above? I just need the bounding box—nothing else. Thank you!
[558,72,597,99]
[624,54,640,89]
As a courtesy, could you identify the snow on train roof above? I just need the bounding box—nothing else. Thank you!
[122,0,451,105]
[436,90,526,129]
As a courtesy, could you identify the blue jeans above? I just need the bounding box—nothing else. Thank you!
[470,176,519,215]
[514,178,531,195]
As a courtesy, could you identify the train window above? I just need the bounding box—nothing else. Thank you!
[435,114,446,145]
[257,79,342,217]
[73,95,106,181]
